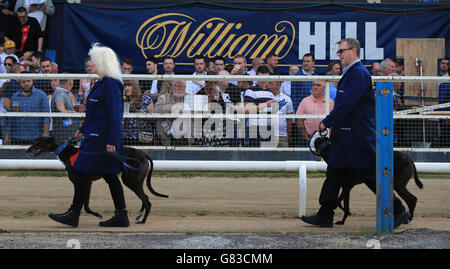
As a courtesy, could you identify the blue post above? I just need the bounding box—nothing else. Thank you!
[375,82,394,234]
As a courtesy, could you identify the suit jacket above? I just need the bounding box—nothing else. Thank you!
[73,77,124,174]
[321,61,375,169]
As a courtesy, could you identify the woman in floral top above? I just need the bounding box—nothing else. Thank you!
[122,80,154,145]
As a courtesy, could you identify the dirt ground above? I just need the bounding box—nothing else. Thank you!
[0,175,449,234]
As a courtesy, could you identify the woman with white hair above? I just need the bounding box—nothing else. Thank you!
[49,43,129,227]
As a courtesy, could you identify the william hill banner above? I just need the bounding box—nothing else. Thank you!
[61,3,449,73]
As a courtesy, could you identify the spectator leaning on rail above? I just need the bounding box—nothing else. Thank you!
[267,79,294,148]
[301,38,411,229]
[4,71,50,145]
[296,80,334,144]
[243,65,277,147]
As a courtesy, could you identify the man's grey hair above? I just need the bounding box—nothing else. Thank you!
[337,38,360,56]
[380,58,394,73]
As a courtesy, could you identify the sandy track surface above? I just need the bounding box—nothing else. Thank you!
[0,175,448,234]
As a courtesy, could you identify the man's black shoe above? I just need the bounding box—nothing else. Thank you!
[394,210,411,228]
[49,209,80,227]
[99,209,130,227]
[301,214,333,228]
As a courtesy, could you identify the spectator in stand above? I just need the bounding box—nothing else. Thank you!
[267,80,294,147]
[280,65,299,97]
[155,80,193,146]
[33,56,52,95]
[15,0,55,33]
[139,56,159,97]
[159,56,176,95]
[265,53,279,74]
[195,71,228,147]
[229,54,248,86]
[291,53,318,147]
[324,71,338,102]
[224,63,234,74]
[244,65,276,147]
[394,58,405,98]
[205,58,215,72]
[186,55,207,95]
[371,61,381,76]
[0,0,16,44]
[247,57,264,76]
[29,50,44,72]
[327,60,341,75]
[4,71,50,145]
[439,56,449,76]
[122,80,154,145]
[296,80,334,144]
[214,56,226,72]
[217,69,242,106]
[0,55,18,93]
[3,56,17,73]
[19,49,33,70]
[78,56,96,107]
[120,58,134,74]
[1,40,20,72]
[1,62,23,111]
[5,7,43,55]
[50,78,80,142]
[292,53,318,111]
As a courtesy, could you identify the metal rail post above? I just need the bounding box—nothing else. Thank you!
[376,82,394,234]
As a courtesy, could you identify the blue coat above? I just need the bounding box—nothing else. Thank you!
[73,77,124,174]
[321,61,375,169]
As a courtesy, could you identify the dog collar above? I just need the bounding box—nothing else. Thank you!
[54,137,76,155]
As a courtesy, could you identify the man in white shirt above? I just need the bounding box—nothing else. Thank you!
[247,57,264,76]
[185,55,207,95]
[267,80,294,147]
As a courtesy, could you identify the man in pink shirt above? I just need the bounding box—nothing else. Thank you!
[296,80,334,142]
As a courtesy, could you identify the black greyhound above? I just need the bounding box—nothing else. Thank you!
[26,136,169,224]
[310,131,423,225]
[335,151,424,225]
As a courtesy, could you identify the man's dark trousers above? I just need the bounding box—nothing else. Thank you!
[317,166,405,220]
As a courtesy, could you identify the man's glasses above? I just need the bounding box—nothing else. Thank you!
[336,48,353,55]
[5,63,12,67]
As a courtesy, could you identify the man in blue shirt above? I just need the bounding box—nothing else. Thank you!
[291,53,318,147]
[4,73,50,145]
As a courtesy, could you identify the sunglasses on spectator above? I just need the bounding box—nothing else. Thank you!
[336,48,353,55]
[5,63,13,66]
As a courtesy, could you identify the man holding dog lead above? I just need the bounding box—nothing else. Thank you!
[301,38,410,228]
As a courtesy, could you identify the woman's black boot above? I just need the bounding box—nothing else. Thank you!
[48,208,80,227]
[99,209,130,227]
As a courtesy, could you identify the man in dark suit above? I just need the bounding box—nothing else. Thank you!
[301,38,410,228]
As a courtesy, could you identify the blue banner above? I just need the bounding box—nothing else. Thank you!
[61,3,449,73]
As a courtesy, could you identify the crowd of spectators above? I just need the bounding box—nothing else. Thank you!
[0,1,448,147]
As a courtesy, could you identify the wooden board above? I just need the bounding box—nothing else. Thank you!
[396,38,445,106]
